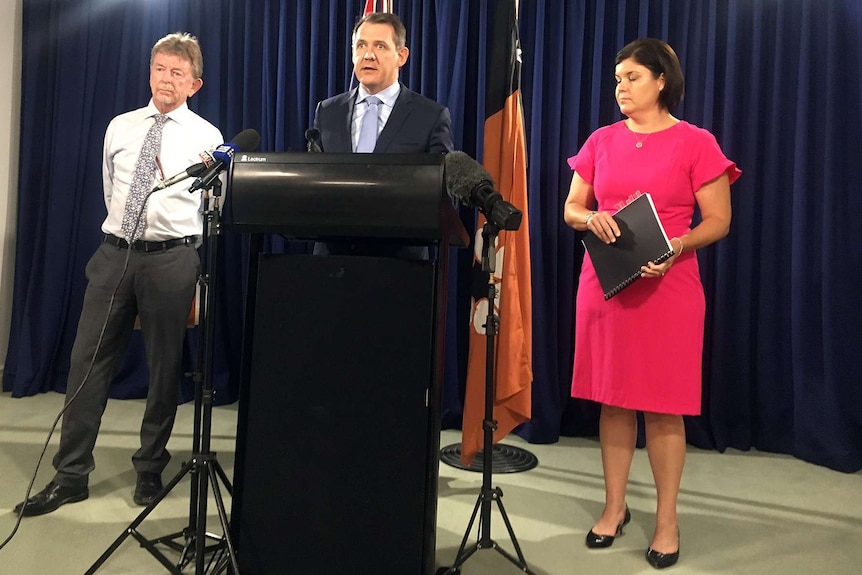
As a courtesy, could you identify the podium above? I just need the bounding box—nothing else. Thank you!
[226,153,467,574]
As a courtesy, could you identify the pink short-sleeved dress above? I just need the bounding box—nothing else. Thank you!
[569,120,741,415]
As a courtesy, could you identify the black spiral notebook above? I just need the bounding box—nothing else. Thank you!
[582,193,675,300]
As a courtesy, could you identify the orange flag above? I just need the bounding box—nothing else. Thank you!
[461,0,532,466]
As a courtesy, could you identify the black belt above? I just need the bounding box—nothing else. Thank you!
[103,234,198,252]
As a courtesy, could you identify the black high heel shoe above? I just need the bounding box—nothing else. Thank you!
[645,529,680,569]
[585,506,631,548]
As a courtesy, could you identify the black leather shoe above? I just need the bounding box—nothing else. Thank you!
[13,482,89,517]
[646,546,680,569]
[133,472,163,506]
[585,506,631,548]
[646,530,680,569]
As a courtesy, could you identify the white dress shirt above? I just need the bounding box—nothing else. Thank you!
[101,100,223,242]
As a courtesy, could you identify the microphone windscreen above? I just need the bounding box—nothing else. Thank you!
[231,129,261,153]
[444,151,494,203]
[305,128,320,142]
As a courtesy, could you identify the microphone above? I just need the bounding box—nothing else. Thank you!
[444,151,523,231]
[305,128,322,152]
[152,151,216,191]
[188,129,261,193]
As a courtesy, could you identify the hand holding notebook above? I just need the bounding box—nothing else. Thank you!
[582,193,675,300]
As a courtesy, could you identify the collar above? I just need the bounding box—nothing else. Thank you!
[144,100,191,124]
[356,82,401,108]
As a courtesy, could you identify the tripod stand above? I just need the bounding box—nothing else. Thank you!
[438,221,536,575]
[86,180,239,575]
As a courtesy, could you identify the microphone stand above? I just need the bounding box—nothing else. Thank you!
[438,221,536,575]
[85,179,239,575]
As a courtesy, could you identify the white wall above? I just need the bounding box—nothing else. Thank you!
[0,0,22,380]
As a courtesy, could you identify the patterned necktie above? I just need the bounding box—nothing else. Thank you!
[121,114,168,241]
[355,96,381,153]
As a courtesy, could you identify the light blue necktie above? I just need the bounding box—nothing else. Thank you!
[122,114,168,241]
[355,96,381,153]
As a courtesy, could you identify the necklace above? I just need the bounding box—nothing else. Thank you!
[634,132,651,148]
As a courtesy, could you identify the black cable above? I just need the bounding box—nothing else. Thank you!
[1,187,166,550]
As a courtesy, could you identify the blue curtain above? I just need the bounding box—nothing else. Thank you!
[5,0,861,473]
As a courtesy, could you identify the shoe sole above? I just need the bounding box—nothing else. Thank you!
[133,495,161,506]
[133,488,164,506]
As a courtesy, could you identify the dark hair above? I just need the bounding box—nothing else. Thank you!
[616,38,684,111]
[352,12,407,49]
[151,32,203,79]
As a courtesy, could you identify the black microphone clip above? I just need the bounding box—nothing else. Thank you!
[305,128,322,153]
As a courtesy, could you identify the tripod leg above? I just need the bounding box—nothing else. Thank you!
[85,530,133,575]
[193,456,210,574]
[148,462,206,569]
[212,458,233,496]
[207,462,240,573]
[85,459,195,574]
[174,532,197,571]
[493,494,531,567]
[128,531,184,575]
[442,493,483,573]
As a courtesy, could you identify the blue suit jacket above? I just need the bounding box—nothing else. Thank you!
[311,84,454,258]
[312,84,454,154]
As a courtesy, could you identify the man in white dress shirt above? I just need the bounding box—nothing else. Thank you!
[15,32,223,516]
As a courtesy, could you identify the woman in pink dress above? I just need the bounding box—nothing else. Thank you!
[564,38,741,569]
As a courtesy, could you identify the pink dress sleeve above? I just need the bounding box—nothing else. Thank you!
[566,132,598,184]
[688,127,742,190]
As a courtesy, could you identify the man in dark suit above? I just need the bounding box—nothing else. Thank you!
[313,11,453,155]
[311,11,454,258]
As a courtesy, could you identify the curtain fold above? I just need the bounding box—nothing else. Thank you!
[5,0,861,472]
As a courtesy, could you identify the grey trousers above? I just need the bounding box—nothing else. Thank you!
[52,241,200,487]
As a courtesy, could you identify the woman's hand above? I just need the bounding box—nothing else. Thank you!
[641,237,683,278]
[585,210,621,244]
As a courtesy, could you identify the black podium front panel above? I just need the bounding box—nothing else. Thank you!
[234,254,440,574]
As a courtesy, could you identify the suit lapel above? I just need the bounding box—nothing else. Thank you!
[331,89,357,153]
[318,88,357,154]
[375,86,413,153]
